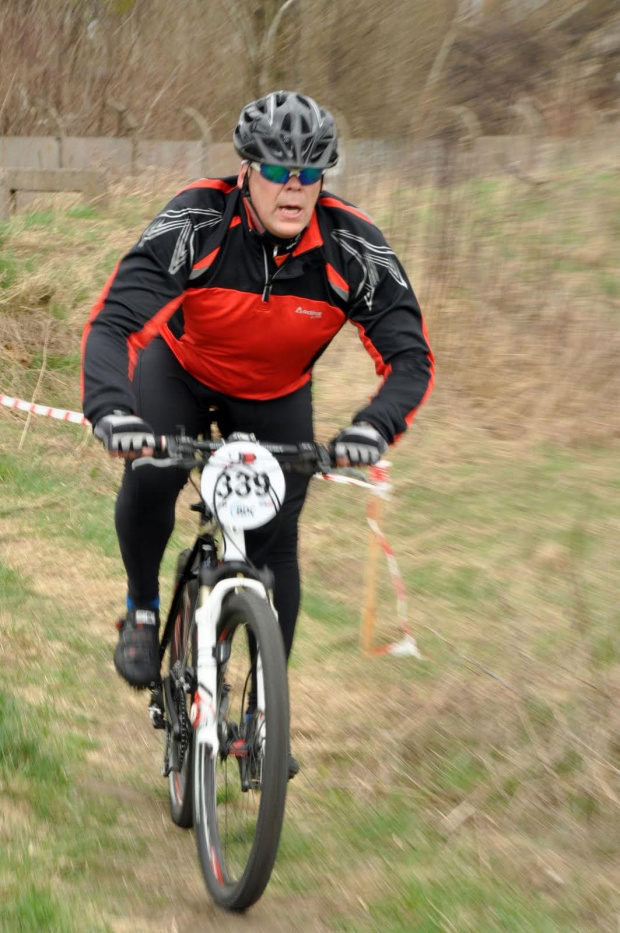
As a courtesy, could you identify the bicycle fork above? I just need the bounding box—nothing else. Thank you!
[149,571,272,780]
[191,578,269,755]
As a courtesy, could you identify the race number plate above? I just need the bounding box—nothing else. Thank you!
[200,440,286,531]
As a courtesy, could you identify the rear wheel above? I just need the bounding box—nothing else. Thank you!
[193,589,289,911]
[168,549,197,829]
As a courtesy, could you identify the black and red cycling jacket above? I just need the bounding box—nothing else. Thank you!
[81,177,434,444]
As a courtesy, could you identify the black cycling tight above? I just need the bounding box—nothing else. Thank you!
[115,338,314,659]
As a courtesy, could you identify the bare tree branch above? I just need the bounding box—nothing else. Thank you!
[220,0,259,71]
[139,63,181,134]
[259,0,301,94]
[413,15,461,135]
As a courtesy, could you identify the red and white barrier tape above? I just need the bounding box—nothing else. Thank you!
[319,471,377,492]
[0,394,90,426]
[318,460,422,659]
[365,516,422,658]
[2,392,420,658]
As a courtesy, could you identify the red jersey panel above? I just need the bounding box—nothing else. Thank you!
[162,288,345,400]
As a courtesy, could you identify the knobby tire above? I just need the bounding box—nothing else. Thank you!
[193,589,289,912]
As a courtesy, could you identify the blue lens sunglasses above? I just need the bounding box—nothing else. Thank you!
[250,162,324,186]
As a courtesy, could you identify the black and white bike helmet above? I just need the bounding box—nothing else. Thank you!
[234,90,339,169]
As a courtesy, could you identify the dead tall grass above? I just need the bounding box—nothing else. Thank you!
[0,172,176,410]
[348,154,620,446]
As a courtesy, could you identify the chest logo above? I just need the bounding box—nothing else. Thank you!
[295,307,322,319]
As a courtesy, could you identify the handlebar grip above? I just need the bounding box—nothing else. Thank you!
[132,455,173,469]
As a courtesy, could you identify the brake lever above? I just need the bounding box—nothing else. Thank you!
[315,445,334,475]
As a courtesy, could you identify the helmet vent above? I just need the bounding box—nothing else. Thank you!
[233,90,339,170]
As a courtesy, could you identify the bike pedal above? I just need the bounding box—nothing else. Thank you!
[149,686,166,730]
[149,703,166,730]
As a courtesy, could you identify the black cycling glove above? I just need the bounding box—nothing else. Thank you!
[93,411,156,454]
[329,422,388,466]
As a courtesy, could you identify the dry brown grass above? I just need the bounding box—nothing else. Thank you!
[351,155,620,446]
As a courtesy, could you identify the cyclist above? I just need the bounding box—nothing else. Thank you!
[81,91,434,767]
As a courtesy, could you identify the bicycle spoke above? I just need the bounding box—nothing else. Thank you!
[214,622,262,881]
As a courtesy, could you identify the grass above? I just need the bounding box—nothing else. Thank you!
[0,561,30,605]
[296,421,617,931]
[5,412,615,932]
[332,871,587,933]
[0,161,619,930]
[0,680,112,932]
[0,250,19,288]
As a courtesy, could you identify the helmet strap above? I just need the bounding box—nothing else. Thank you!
[237,162,264,234]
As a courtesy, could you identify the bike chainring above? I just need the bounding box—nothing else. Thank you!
[170,661,192,772]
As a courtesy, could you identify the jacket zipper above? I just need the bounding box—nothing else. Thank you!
[262,246,272,302]
[262,245,294,303]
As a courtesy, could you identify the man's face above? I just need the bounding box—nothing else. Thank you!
[244,164,322,239]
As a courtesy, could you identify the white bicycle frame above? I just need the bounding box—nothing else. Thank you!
[189,439,286,768]
[191,577,269,759]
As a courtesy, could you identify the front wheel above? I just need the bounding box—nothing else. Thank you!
[193,589,289,912]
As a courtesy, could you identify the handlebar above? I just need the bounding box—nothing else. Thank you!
[133,435,334,476]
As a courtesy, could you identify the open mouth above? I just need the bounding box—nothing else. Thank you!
[278,205,302,217]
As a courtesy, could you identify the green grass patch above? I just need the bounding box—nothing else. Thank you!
[0,562,31,605]
[599,270,620,300]
[0,689,69,801]
[65,204,101,221]
[0,572,151,928]
[0,249,19,287]
[301,588,357,632]
[0,883,82,933]
[333,870,586,933]
[30,351,82,374]
[23,208,57,228]
[0,438,121,558]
